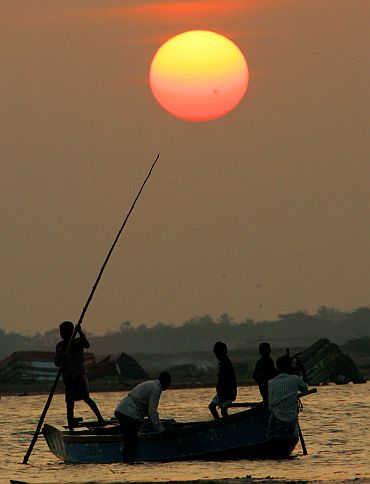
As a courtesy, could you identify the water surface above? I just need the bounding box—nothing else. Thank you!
[1,384,369,483]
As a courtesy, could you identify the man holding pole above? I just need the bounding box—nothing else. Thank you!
[55,321,104,432]
[23,154,159,464]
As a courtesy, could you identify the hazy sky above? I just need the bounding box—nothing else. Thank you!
[1,0,369,335]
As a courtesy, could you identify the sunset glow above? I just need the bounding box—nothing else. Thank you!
[149,30,249,122]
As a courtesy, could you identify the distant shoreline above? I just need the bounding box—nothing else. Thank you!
[0,380,254,397]
[2,378,368,398]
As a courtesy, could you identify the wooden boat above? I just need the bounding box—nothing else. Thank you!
[43,404,299,463]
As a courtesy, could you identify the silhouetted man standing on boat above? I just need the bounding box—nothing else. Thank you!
[253,342,277,403]
[114,371,171,463]
[209,341,237,419]
[55,321,104,432]
[267,354,307,454]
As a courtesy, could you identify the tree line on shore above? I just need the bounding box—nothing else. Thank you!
[1,306,369,360]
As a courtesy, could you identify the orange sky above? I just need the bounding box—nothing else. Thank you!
[0,0,369,335]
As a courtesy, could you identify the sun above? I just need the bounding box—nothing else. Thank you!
[149,30,249,122]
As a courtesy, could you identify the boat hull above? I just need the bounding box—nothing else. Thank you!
[43,406,298,463]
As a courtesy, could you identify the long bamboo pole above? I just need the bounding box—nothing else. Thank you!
[298,424,308,455]
[23,153,160,464]
[286,348,311,456]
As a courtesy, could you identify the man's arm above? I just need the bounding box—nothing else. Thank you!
[148,388,165,432]
[76,325,90,349]
[252,360,260,383]
[297,376,308,393]
[55,343,63,367]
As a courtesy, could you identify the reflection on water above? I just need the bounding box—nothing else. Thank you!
[0,384,369,483]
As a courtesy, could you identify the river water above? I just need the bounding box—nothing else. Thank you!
[1,383,369,483]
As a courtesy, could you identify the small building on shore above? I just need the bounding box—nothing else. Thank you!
[0,350,147,385]
[0,351,90,381]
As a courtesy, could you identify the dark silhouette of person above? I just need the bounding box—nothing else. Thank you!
[208,341,237,419]
[289,349,308,383]
[266,354,308,454]
[114,371,171,463]
[253,342,277,403]
[55,321,104,432]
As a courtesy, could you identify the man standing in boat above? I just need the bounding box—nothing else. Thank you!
[267,354,308,451]
[55,321,104,432]
[253,342,277,403]
[114,371,171,463]
[208,341,237,419]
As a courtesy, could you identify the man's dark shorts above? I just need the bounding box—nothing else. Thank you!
[64,373,89,402]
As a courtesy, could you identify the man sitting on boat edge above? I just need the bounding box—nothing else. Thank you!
[209,341,237,419]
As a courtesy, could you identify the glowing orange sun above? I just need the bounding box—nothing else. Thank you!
[149,30,249,122]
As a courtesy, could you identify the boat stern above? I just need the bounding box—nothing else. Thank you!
[43,424,68,461]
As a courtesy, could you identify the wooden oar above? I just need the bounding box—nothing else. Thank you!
[297,388,317,455]
[230,388,317,409]
[23,154,160,464]
[228,402,259,408]
[299,387,317,398]
[286,347,314,456]
[298,424,308,455]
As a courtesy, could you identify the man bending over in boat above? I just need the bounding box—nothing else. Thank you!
[267,355,308,454]
[114,371,171,463]
[209,341,237,419]
[55,321,104,432]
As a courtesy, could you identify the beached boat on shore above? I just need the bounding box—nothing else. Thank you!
[43,405,299,463]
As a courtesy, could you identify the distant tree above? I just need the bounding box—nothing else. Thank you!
[217,313,234,326]
[1,306,370,358]
[120,320,132,332]
[342,337,370,357]
[183,314,215,327]
[317,306,345,322]
[0,328,29,359]
[277,311,309,321]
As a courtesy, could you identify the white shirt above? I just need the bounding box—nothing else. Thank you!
[115,379,164,431]
[268,373,308,422]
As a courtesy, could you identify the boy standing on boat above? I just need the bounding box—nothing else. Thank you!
[209,341,237,419]
[253,342,277,403]
[114,371,171,463]
[267,355,308,446]
[55,321,104,432]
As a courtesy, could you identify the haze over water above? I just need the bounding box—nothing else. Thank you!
[1,384,369,483]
